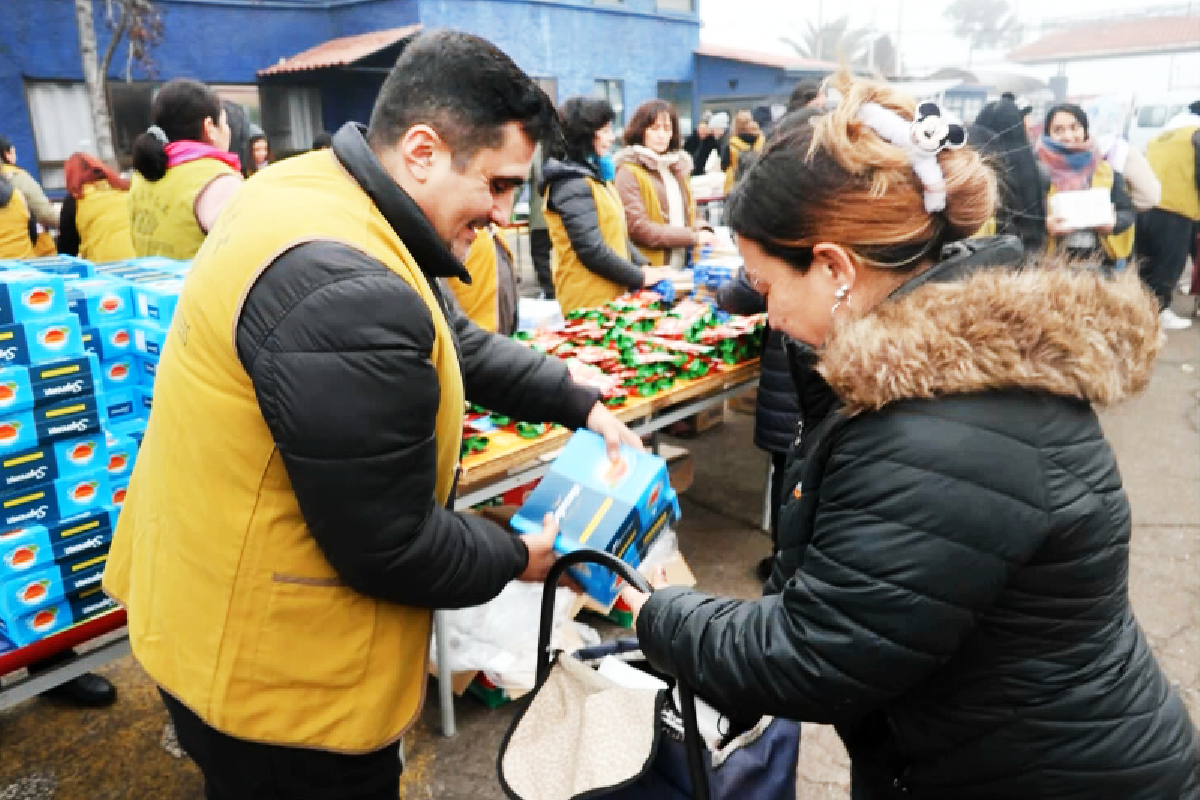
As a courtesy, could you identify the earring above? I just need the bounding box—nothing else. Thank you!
[831,284,851,316]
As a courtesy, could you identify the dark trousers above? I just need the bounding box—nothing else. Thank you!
[161,690,403,800]
[530,227,554,298]
[1137,208,1195,310]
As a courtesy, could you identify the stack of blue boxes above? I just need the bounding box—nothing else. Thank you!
[0,255,187,649]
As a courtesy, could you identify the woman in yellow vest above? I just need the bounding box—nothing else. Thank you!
[446,223,519,335]
[129,78,243,259]
[0,135,59,256]
[722,110,764,195]
[0,170,34,259]
[614,99,717,269]
[1036,104,1135,270]
[542,97,675,315]
[56,152,136,263]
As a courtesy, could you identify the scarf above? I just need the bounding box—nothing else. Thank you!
[165,140,242,174]
[64,153,129,199]
[630,145,687,269]
[1036,136,1099,192]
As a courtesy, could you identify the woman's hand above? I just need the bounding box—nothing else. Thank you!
[696,229,719,248]
[620,566,669,625]
[643,266,676,287]
[1046,215,1071,237]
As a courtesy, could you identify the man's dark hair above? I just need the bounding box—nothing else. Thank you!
[312,131,333,150]
[132,78,223,182]
[1190,100,1200,117]
[558,97,616,164]
[0,135,13,164]
[788,78,823,113]
[1043,103,1089,140]
[623,99,681,151]
[367,30,558,169]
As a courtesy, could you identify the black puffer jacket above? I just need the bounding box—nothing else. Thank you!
[717,268,799,454]
[541,157,647,289]
[638,246,1199,799]
[234,124,601,610]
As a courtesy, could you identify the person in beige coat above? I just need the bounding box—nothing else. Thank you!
[614,100,716,269]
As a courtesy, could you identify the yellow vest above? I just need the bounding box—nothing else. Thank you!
[1147,125,1200,221]
[619,161,696,267]
[1046,161,1135,261]
[547,178,632,315]
[0,165,33,260]
[724,136,763,195]
[129,158,237,259]
[76,181,136,263]
[449,224,514,333]
[104,148,465,753]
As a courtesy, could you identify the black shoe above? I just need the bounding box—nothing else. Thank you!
[43,673,117,708]
[755,556,774,582]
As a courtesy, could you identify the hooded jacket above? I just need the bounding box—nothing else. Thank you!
[638,241,1198,799]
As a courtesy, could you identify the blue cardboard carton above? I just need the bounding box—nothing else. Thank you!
[0,584,117,647]
[511,431,680,606]
[0,467,110,529]
[132,320,168,361]
[0,270,69,326]
[109,477,128,507]
[17,256,95,280]
[93,264,175,282]
[0,355,103,414]
[0,505,118,580]
[104,431,135,480]
[66,278,134,325]
[131,277,184,323]
[134,386,152,416]
[81,320,135,362]
[136,356,156,386]
[99,355,138,393]
[96,388,138,424]
[109,417,146,447]
[0,547,109,619]
[0,316,85,366]
[0,432,108,494]
[0,396,106,455]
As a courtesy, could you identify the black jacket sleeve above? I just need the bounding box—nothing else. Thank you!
[548,175,645,288]
[445,293,599,428]
[236,241,530,610]
[1110,172,1135,235]
[636,405,1049,725]
[56,195,81,256]
[1193,130,1200,194]
[717,267,766,315]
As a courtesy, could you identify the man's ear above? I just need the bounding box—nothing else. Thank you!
[398,125,441,181]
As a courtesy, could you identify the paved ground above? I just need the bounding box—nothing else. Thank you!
[0,306,1196,799]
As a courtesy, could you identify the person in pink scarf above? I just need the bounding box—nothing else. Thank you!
[128,78,244,259]
[1035,103,1135,269]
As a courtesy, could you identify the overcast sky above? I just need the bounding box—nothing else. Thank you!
[698,0,1193,74]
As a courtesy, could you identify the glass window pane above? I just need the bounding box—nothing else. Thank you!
[656,0,694,11]
[594,79,624,128]
[25,82,98,163]
[657,81,694,135]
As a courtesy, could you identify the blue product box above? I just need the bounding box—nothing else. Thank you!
[0,270,69,325]
[132,278,184,323]
[18,256,96,280]
[135,386,152,416]
[0,467,110,530]
[66,278,134,325]
[136,357,156,387]
[81,320,135,362]
[109,417,146,447]
[22,355,102,410]
[0,584,118,647]
[0,505,118,581]
[104,431,135,480]
[99,355,138,393]
[97,388,138,425]
[124,256,191,274]
[109,477,129,507]
[0,546,109,619]
[0,432,108,494]
[0,316,85,366]
[93,264,176,283]
[132,320,168,361]
[0,410,37,454]
[0,387,102,452]
[512,431,680,607]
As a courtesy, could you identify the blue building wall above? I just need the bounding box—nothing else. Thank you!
[695,55,798,112]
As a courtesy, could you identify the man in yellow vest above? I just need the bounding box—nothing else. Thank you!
[1138,100,1200,331]
[103,31,640,798]
[446,223,520,335]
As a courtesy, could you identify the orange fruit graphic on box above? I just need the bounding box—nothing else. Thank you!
[0,422,21,444]
[22,288,53,310]
[5,545,37,568]
[113,487,127,504]
[69,441,95,464]
[108,363,129,381]
[108,453,127,472]
[39,326,70,349]
[0,382,16,407]
[30,607,57,631]
[21,579,49,604]
[99,295,122,313]
[71,481,97,503]
[111,329,131,347]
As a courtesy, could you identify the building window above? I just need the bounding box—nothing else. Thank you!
[656,0,694,11]
[24,81,98,190]
[260,85,322,155]
[594,79,625,129]
[535,77,558,106]
[657,81,694,136]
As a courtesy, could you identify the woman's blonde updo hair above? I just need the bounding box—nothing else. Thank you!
[726,72,996,273]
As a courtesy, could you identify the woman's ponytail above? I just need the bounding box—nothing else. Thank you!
[131,130,169,182]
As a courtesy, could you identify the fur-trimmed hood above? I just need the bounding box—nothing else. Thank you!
[819,262,1161,415]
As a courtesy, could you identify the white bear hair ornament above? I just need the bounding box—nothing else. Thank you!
[853,98,968,213]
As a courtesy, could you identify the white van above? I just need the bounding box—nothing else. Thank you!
[1128,91,1197,152]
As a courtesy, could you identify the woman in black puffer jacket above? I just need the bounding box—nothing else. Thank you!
[625,74,1199,800]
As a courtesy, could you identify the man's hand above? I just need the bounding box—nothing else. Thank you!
[586,402,643,461]
[642,267,677,287]
[1046,215,1071,237]
[696,229,719,248]
[517,513,559,583]
[620,565,668,625]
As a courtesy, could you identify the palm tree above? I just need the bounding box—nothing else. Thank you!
[782,17,874,64]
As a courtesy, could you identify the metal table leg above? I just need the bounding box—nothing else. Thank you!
[434,610,455,737]
[761,456,774,534]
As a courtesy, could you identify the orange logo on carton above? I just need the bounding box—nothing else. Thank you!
[67,441,96,465]
[30,606,58,632]
[107,453,127,473]
[107,363,129,381]
[98,295,123,314]
[0,421,21,445]
[648,482,661,509]
[21,288,54,311]
[70,481,98,503]
[112,487,126,505]
[4,544,37,568]
[110,329,131,347]
[38,326,70,350]
[0,382,17,408]
[20,578,50,604]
